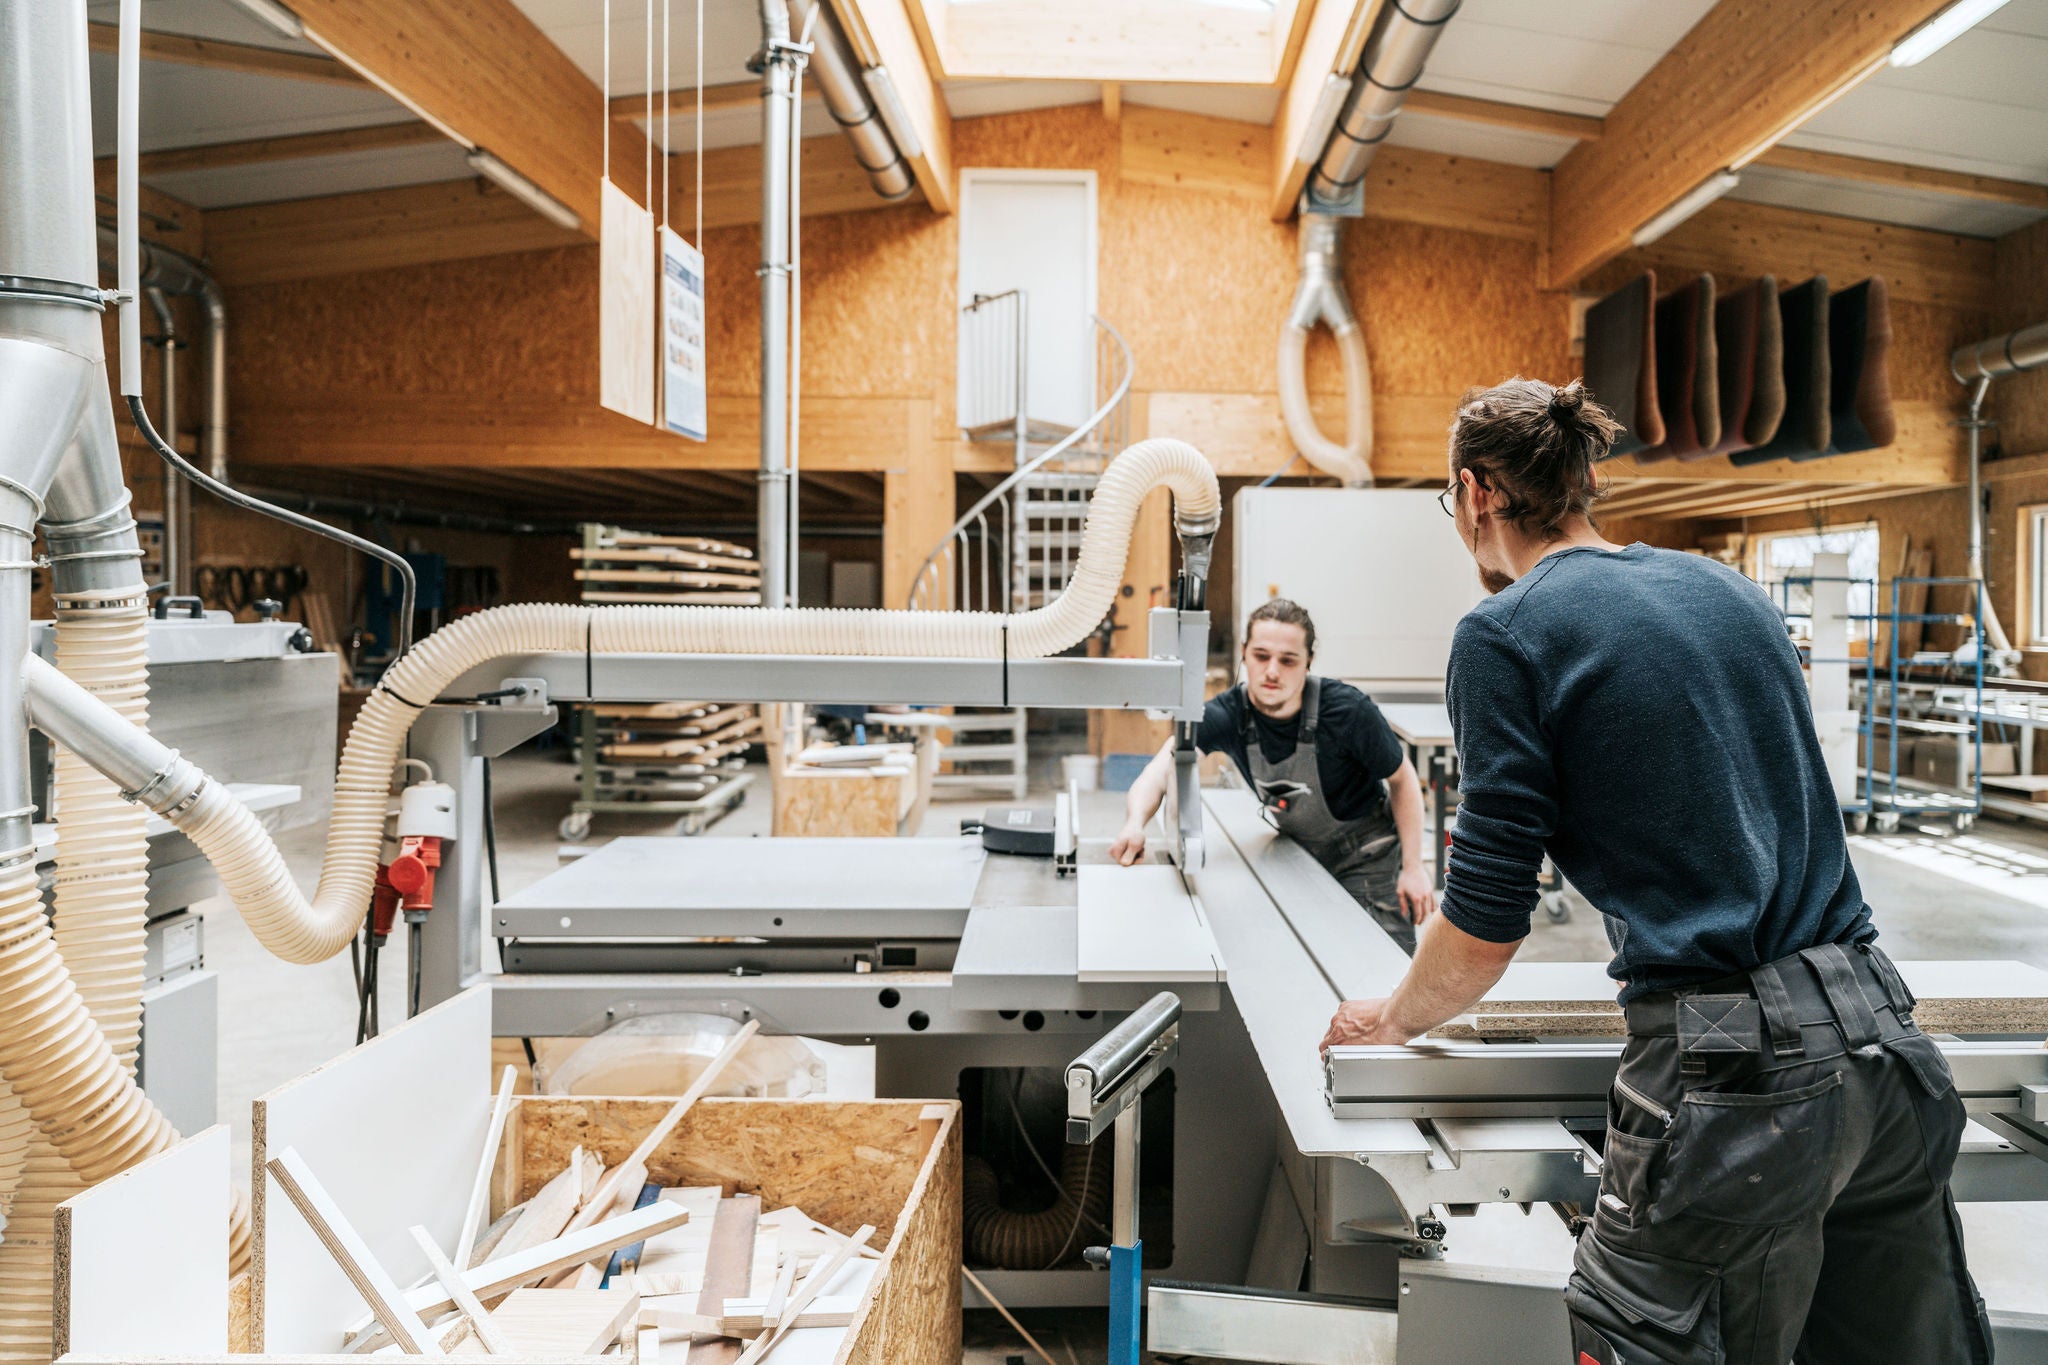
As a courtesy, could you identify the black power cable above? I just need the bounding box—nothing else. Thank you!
[125,395,419,656]
[481,756,502,906]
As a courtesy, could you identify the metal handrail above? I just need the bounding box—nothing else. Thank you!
[908,315,1134,610]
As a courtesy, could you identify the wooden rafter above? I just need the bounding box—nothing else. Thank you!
[85,21,364,87]
[285,0,655,235]
[1399,88,2048,212]
[1403,89,1603,143]
[1545,0,1953,288]
[100,121,443,178]
[609,82,801,121]
[1752,144,2048,212]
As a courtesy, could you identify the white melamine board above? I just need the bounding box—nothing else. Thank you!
[255,987,491,1351]
[1075,865,1222,984]
[1231,488,1484,687]
[54,1125,231,1354]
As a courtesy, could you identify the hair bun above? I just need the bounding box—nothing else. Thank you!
[1547,382,1587,426]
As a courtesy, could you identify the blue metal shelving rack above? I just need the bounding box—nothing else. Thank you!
[1775,572,1878,829]
[1871,575,1986,832]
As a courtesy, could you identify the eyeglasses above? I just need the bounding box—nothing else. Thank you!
[1437,481,1459,518]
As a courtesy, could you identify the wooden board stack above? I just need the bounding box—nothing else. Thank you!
[568,525,762,835]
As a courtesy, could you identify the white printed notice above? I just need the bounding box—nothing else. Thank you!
[661,226,707,440]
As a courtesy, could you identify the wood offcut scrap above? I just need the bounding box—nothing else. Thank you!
[1427,957,2048,1040]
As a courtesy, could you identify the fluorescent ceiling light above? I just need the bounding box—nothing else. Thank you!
[1890,0,2011,66]
[225,0,304,41]
[1631,170,1739,247]
[466,150,582,232]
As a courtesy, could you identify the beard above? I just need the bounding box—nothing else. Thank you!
[1478,565,1514,595]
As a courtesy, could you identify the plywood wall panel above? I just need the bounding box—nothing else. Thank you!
[1992,218,2048,459]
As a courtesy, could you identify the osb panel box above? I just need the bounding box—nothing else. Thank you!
[498,1097,961,1365]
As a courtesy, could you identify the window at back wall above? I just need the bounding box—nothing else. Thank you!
[1752,524,1880,637]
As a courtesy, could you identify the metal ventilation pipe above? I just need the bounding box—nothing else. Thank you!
[1305,0,1463,211]
[1952,322,2048,633]
[1277,0,1460,485]
[789,0,914,201]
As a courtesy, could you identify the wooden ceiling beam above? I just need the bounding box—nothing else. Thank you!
[1403,89,1603,143]
[831,0,955,212]
[609,83,811,122]
[101,121,444,178]
[284,0,655,236]
[1751,144,2048,212]
[1544,0,1953,289]
[86,21,365,87]
[1400,89,2048,212]
[1270,0,1385,219]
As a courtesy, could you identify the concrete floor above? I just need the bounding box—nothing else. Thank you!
[193,738,2048,1359]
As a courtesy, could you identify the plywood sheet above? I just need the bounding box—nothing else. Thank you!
[601,177,657,424]
[253,988,491,1350]
[1075,864,1223,983]
[53,1126,232,1354]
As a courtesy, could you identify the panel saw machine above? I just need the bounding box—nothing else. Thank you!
[403,609,2048,1361]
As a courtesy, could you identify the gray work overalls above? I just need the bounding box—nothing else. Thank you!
[1242,676,1414,954]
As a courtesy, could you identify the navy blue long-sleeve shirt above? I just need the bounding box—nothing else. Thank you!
[1440,544,1871,1001]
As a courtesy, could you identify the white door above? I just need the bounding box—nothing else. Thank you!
[957,170,1098,432]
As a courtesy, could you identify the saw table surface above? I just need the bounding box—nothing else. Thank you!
[493,836,988,938]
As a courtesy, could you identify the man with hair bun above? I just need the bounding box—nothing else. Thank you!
[1320,377,1989,1362]
[1112,597,1437,952]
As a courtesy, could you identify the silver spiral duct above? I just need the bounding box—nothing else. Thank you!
[789,0,914,201]
[1952,322,2048,384]
[1305,0,1463,212]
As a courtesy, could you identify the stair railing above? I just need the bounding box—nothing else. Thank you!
[909,316,1133,611]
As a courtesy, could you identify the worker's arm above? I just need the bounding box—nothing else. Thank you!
[1319,917,1523,1049]
[1385,757,1437,924]
[1108,740,1176,865]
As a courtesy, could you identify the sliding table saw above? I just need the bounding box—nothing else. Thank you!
[403,609,2048,1360]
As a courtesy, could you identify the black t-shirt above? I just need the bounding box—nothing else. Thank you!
[1195,678,1405,822]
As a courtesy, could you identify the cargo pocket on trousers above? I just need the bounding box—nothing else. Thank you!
[1886,1030,1967,1188]
[1593,1126,1665,1233]
[1655,1070,1842,1225]
[1566,1235,1724,1364]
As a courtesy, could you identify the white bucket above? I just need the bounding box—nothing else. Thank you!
[1062,754,1101,792]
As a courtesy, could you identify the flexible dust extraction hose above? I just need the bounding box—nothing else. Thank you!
[33,438,1220,969]
[1277,215,1373,487]
[0,599,154,1362]
[48,596,151,1074]
[963,1144,1110,1270]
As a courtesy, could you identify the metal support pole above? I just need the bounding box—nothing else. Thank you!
[1967,374,1991,586]
[1108,1104,1143,1365]
[756,0,798,611]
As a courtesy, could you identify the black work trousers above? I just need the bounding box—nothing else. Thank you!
[1566,941,1994,1364]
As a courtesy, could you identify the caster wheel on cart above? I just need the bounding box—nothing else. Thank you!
[1955,814,1976,834]
[1847,812,1869,834]
[1874,811,1900,834]
[682,815,706,835]
[559,810,593,842]
[1541,892,1571,924]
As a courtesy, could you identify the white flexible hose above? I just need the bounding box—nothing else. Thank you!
[1277,214,1374,487]
[175,438,1219,966]
[1277,316,1373,486]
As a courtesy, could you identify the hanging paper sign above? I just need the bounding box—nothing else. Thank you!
[661,226,707,441]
